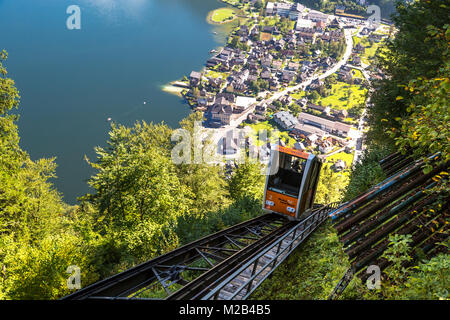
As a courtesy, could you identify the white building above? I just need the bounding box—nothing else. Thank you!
[307,12,329,23]
[273,111,299,130]
[235,96,257,110]
[296,18,314,30]
[266,2,305,20]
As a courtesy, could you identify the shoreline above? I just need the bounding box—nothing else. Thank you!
[206,7,239,25]
[161,84,185,98]
[163,1,247,100]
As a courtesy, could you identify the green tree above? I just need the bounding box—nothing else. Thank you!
[315,165,348,204]
[0,51,96,299]
[397,254,450,300]
[367,0,449,146]
[228,161,265,201]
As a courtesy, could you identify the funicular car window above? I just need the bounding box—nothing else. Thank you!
[268,152,306,197]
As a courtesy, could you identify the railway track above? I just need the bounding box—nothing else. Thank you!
[64,151,447,302]
[62,213,288,300]
[63,204,339,300]
[329,153,449,299]
[199,204,339,300]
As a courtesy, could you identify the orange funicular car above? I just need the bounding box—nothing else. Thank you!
[263,145,322,220]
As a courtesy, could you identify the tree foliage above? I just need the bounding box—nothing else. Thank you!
[367,0,449,148]
[0,51,93,299]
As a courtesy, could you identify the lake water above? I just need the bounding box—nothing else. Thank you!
[0,0,236,203]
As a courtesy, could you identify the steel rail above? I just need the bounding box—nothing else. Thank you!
[200,203,340,300]
[62,213,287,300]
[166,218,297,300]
[330,152,441,221]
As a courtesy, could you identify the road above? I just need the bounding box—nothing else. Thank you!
[207,25,355,147]
[263,27,354,105]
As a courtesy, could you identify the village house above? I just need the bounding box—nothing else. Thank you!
[238,25,249,36]
[189,71,202,87]
[298,112,352,137]
[247,113,266,124]
[279,94,293,106]
[318,139,334,154]
[208,77,223,89]
[338,68,353,83]
[262,25,278,35]
[266,2,305,20]
[216,92,236,104]
[261,69,271,80]
[250,27,260,40]
[307,12,328,24]
[296,18,314,30]
[228,82,246,93]
[273,111,299,130]
[355,43,366,54]
[219,61,231,72]
[261,55,273,68]
[291,123,326,138]
[247,74,258,83]
[267,104,279,112]
[281,49,295,59]
[296,98,308,108]
[329,17,340,28]
[255,103,267,115]
[331,109,349,121]
[297,72,308,82]
[209,98,233,126]
[298,30,315,42]
[281,70,296,83]
[321,56,335,68]
[309,78,325,91]
[219,48,234,60]
[287,61,300,71]
[351,54,362,66]
[269,78,280,91]
[272,60,283,70]
[332,159,348,172]
[307,102,325,114]
[307,133,319,146]
[315,21,326,32]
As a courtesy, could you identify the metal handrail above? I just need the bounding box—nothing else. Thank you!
[201,204,338,300]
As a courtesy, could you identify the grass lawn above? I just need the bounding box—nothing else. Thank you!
[209,8,237,24]
[290,91,306,100]
[361,42,382,64]
[322,151,355,180]
[316,81,367,111]
[374,23,392,35]
[222,0,241,5]
[326,151,355,167]
[353,35,383,65]
[245,121,297,148]
[262,16,279,27]
[206,70,227,79]
[352,69,364,79]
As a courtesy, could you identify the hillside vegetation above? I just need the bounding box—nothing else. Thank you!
[0,60,266,298]
[251,0,449,300]
[0,0,448,300]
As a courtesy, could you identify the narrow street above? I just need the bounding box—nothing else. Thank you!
[208,24,355,153]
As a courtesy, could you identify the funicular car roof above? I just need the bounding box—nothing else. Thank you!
[276,145,311,160]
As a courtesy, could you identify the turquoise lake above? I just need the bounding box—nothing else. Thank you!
[0,0,236,203]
